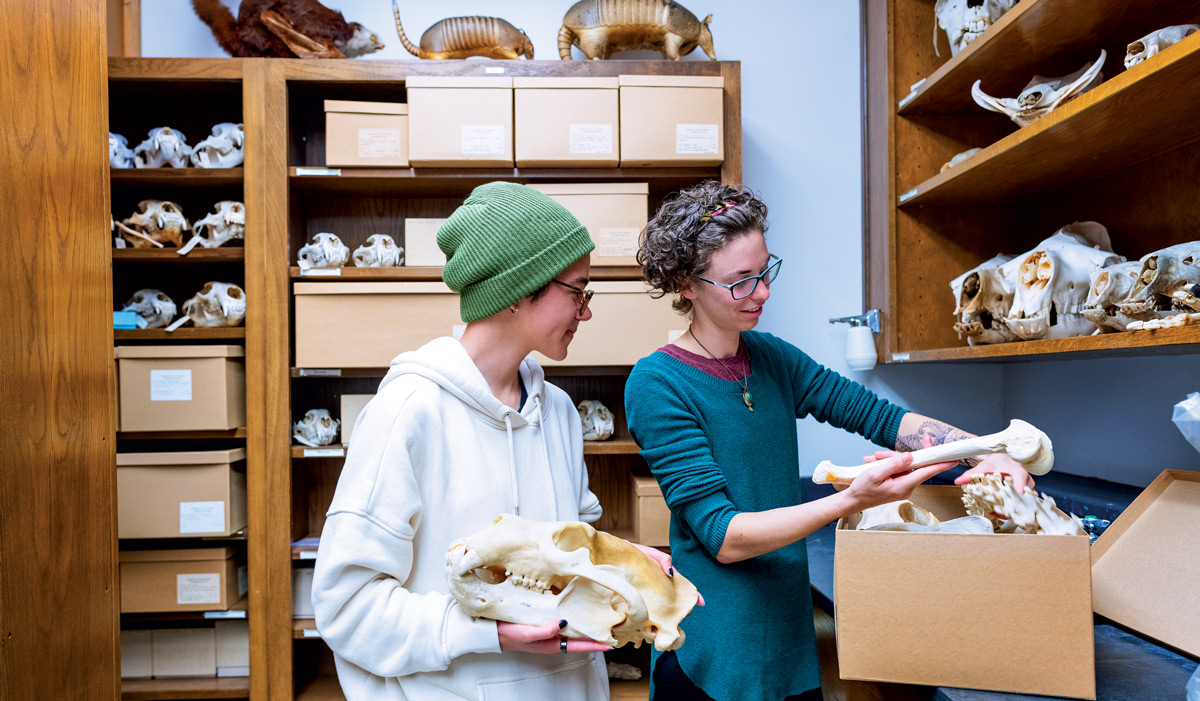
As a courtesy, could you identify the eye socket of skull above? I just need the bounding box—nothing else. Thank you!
[551,522,598,554]
[227,286,243,299]
[1128,41,1145,56]
[156,293,170,302]
[201,282,214,294]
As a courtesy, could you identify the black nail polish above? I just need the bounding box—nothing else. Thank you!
[558,619,567,629]
[667,567,674,577]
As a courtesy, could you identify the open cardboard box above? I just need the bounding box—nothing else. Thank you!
[834,485,1096,699]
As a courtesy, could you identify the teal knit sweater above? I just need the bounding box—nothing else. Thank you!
[625,331,907,700]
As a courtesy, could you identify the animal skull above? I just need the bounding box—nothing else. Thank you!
[179,201,245,256]
[933,0,1017,57]
[121,200,190,248]
[120,289,177,329]
[961,474,1084,536]
[1120,242,1200,318]
[1082,261,1145,332]
[1128,311,1200,330]
[189,122,245,168]
[293,408,341,447]
[950,253,1019,345]
[133,127,190,168]
[1125,24,1199,69]
[446,514,699,651]
[972,50,1106,127]
[109,133,134,168]
[165,281,246,331]
[577,400,614,441]
[298,233,350,271]
[351,234,403,268]
[854,500,940,531]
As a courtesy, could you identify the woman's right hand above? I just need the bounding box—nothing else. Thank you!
[497,621,613,654]
[844,448,956,511]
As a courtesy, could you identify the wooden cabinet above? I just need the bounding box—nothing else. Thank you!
[865,0,1200,363]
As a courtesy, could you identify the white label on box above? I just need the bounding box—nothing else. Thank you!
[596,227,640,258]
[461,125,505,155]
[484,66,505,74]
[302,629,322,638]
[237,565,249,596]
[676,124,719,155]
[150,369,192,401]
[569,124,613,154]
[357,128,404,159]
[302,447,344,458]
[295,167,342,176]
[204,610,245,619]
[180,501,225,534]
[301,267,342,277]
[177,573,221,605]
[299,551,318,560]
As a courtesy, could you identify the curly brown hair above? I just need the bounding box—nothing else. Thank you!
[638,181,769,316]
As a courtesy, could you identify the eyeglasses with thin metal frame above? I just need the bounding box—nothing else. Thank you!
[695,254,783,300]
[550,279,594,315]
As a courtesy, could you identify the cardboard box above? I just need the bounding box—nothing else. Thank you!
[152,628,216,678]
[534,281,685,366]
[834,486,1095,699]
[295,282,462,368]
[528,183,648,266]
[619,75,724,167]
[324,100,409,167]
[293,566,315,618]
[120,629,153,679]
[115,345,245,432]
[403,218,448,267]
[407,76,513,167]
[514,77,619,167]
[117,449,247,539]
[120,547,245,613]
[632,474,670,547]
[214,620,249,676]
[1091,469,1200,657]
[340,394,374,445]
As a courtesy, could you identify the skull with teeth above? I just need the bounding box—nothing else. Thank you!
[577,400,614,441]
[293,408,341,447]
[1125,24,1199,70]
[351,234,404,268]
[298,232,350,272]
[120,289,177,329]
[109,133,134,169]
[1120,241,1200,318]
[950,253,1019,345]
[446,514,699,651]
[1081,260,1145,332]
[179,201,246,255]
[120,200,190,248]
[933,0,1018,57]
[972,50,1106,127]
[166,281,246,331]
[133,126,190,168]
[189,122,245,168]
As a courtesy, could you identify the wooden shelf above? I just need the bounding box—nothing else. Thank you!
[296,676,344,701]
[121,676,249,700]
[115,327,245,340]
[117,428,247,439]
[120,596,248,623]
[584,439,640,455]
[291,446,345,459]
[111,168,244,187]
[109,58,244,81]
[293,618,321,639]
[892,326,1200,363]
[114,248,244,264]
[898,32,1200,207]
[290,266,643,282]
[610,678,650,701]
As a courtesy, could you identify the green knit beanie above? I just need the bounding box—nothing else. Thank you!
[438,182,595,323]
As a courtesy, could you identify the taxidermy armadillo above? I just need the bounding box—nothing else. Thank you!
[558,0,715,61]
[392,0,534,59]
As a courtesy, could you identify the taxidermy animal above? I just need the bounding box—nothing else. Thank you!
[558,0,715,61]
[192,0,384,58]
[392,1,533,59]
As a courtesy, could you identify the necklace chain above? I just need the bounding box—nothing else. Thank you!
[689,329,754,412]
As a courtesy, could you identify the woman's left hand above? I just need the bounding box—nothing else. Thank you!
[631,543,704,606]
[953,453,1035,494]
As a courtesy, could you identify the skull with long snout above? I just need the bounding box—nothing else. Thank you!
[446,515,699,651]
[1125,25,1200,69]
[1120,241,1200,318]
[950,253,1018,345]
[179,201,245,255]
[1082,261,1145,332]
[933,0,1017,57]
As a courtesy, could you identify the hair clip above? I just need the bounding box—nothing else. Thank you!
[701,200,738,222]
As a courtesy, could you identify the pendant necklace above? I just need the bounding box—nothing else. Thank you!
[690,330,754,412]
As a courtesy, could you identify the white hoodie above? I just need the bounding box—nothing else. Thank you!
[312,337,608,701]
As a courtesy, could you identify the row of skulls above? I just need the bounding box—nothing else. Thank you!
[121,282,246,332]
[298,232,405,271]
[114,200,245,255]
[110,124,245,169]
[951,222,1200,345]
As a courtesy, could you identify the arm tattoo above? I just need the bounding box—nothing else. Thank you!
[895,420,981,467]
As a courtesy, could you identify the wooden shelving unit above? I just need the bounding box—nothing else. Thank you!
[111,168,244,187]
[121,676,251,700]
[115,328,246,340]
[289,265,644,281]
[117,428,247,440]
[114,248,245,264]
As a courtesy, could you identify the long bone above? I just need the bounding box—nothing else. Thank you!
[812,419,1053,485]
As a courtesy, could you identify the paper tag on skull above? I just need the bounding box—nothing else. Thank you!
[570,124,614,154]
[461,125,505,155]
[676,124,719,155]
[357,128,404,158]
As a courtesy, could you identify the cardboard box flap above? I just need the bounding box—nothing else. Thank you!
[618,75,724,89]
[324,99,407,116]
[590,281,656,295]
[1091,469,1200,657]
[513,77,619,90]
[529,183,648,196]
[119,546,234,563]
[406,76,513,89]
[115,345,245,359]
[117,448,247,467]
[294,281,454,296]
[633,475,660,496]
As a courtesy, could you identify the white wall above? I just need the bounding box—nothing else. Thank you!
[143,1,1197,487]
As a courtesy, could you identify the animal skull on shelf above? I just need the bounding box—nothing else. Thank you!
[1120,241,1200,318]
[933,0,1017,57]
[120,200,190,248]
[1082,261,1145,332]
[179,201,246,256]
[1006,222,1125,341]
[961,474,1084,536]
[446,514,699,651]
[189,122,245,168]
[121,289,177,329]
[1128,311,1200,330]
[297,232,350,271]
[165,281,246,332]
[293,408,341,447]
[940,147,982,173]
[1125,24,1199,69]
[133,127,190,168]
[972,50,1106,128]
[352,234,403,268]
[577,399,614,441]
[109,133,134,168]
[950,253,1019,345]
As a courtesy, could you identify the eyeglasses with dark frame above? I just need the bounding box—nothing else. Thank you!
[549,278,594,315]
[695,254,783,300]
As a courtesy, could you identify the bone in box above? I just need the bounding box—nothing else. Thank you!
[115,345,245,432]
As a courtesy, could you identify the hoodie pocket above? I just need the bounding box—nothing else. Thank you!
[476,655,606,701]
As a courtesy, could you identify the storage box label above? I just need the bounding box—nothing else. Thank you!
[357,128,404,158]
[180,501,226,534]
[177,573,221,605]
[596,227,640,258]
[150,369,192,401]
[461,125,505,155]
[676,124,719,155]
[569,124,613,154]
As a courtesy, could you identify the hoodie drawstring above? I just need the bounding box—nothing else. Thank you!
[532,395,558,516]
[504,414,520,516]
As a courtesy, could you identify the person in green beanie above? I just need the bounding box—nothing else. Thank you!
[312,181,678,701]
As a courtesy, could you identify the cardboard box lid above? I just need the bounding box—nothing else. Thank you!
[119,546,234,563]
[116,448,247,467]
[633,474,662,497]
[589,281,657,295]
[294,281,454,296]
[1091,469,1200,657]
[513,77,618,90]
[406,76,513,89]
[618,75,724,89]
[324,99,408,116]
[115,345,245,359]
[529,183,648,196]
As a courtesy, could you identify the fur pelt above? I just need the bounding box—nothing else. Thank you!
[192,0,356,57]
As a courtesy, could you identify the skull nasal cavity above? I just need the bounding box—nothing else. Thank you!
[967,0,984,7]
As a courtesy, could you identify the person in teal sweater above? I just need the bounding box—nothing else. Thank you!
[625,182,1037,701]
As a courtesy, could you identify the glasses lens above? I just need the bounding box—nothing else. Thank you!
[579,289,594,314]
[730,278,757,300]
[764,257,782,285]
